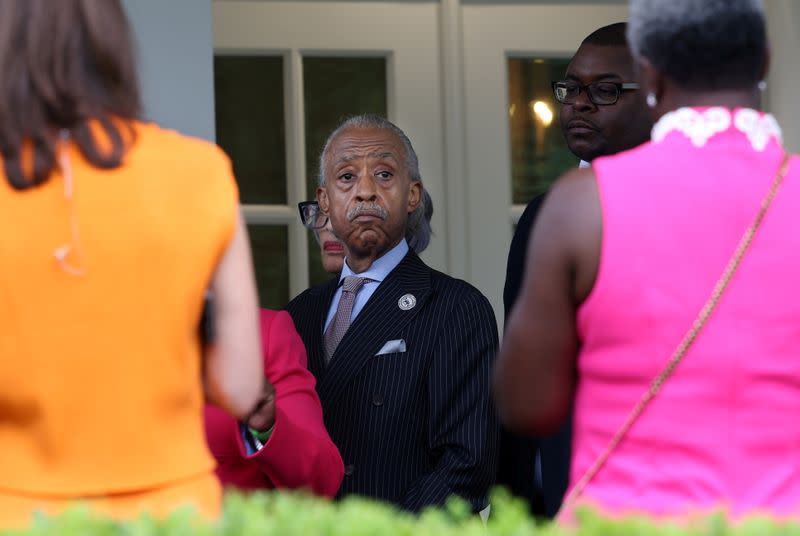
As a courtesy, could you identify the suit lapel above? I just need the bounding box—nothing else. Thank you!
[317,252,432,408]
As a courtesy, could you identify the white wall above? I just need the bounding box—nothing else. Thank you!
[765,0,800,152]
[121,0,216,141]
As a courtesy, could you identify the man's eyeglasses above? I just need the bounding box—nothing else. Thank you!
[298,201,328,230]
[551,80,639,106]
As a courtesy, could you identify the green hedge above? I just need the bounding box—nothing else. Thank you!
[3,489,799,535]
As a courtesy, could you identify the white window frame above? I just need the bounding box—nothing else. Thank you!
[213,0,446,302]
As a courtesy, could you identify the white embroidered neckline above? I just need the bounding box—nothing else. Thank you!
[651,107,782,151]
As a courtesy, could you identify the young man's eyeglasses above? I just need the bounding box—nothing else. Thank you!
[298,201,328,230]
[552,80,639,106]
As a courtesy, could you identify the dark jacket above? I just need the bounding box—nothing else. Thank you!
[501,192,571,518]
[287,251,500,512]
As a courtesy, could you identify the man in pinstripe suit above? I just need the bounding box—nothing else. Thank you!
[286,115,499,512]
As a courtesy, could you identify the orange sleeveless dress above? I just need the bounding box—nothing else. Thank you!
[0,121,238,527]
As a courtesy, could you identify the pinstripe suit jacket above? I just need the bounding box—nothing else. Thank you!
[286,251,500,512]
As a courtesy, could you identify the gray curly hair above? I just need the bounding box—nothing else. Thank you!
[318,114,420,187]
[627,0,767,90]
[406,189,433,253]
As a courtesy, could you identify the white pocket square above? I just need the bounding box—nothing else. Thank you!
[375,339,407,356]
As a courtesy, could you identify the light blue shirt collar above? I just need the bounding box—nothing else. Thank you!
[339,239,409,284]
[324,239,409,332]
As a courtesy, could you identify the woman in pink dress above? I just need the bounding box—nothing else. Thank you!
[494,0,800,519]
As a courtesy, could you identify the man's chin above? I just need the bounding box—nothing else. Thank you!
[351,236,400,262]
[566,138,603,163]
[347,235,383,256]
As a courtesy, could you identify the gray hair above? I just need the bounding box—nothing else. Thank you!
[317,114,421,187]
[627,0,767,90]
[406,188,433,253]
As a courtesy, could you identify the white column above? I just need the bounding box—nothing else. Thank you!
[121,0,216,141]
[285,51,311,299]
[765,0,800,152]
[439,0,470,279]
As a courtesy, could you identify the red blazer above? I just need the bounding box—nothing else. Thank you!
[204,309,343,497]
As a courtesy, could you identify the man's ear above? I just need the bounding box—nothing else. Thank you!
[317,186,329,214]
[407,181,422,213]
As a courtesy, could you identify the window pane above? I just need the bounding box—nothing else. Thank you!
[215,56,287,204]
[303,57,387,201]
[248,225,289,309]
[508,57,576,204]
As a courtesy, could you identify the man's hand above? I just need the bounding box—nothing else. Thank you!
[244,379,276,432]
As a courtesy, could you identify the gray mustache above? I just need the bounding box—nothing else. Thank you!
[347,203,388,221]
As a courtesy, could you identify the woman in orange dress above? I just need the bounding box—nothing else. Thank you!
[0,0,264,528]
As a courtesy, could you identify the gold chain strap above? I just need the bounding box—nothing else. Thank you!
[561,152,792,510]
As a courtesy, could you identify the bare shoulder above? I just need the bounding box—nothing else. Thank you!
[544,167,599,215]
[532,167,602,303]
[534,167,599,237]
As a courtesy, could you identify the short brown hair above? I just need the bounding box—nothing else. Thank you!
[0,0,141,190]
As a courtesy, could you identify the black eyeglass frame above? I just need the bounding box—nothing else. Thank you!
[297,201,328,230]
[551,80,640,106]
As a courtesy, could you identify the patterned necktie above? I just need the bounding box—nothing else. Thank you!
[324,276,370,361]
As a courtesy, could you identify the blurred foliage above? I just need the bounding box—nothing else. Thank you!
[3,488,800,536]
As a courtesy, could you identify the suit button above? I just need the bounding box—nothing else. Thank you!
[372,393,384,406]
[344,464,354,476]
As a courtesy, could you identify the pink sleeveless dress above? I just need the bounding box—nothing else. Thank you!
[571,107,800,518]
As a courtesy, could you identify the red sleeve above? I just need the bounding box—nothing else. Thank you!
[236,310,344,497]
